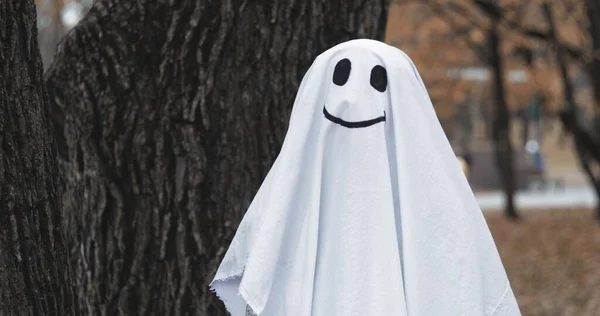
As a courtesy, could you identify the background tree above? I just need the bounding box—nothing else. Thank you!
[470,0,600,218]
[45,0,390,314]
[585,0,600,125]
[390,0,600,218]
[0,0,76,315]
[488,12,518,219]
[388,0,521,218]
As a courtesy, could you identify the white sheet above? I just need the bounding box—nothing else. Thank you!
[211,39,520,316]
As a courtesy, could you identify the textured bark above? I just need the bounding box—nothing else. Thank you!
[0,1,76,315]
[489,22,518,219]
[45,0,389,315]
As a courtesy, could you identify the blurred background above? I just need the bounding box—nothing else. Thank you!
[35,0,92,68]
[35,0,600,314]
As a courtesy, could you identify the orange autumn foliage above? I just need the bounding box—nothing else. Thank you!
[385,0,594,121]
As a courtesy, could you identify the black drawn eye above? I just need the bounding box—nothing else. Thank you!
[332,58,351,86]
[370,65,387,92]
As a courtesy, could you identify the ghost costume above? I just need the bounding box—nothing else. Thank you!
[210,39,520,316]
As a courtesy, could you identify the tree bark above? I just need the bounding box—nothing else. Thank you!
[488,22,518,219]
[45,0,389,315]
[0,1,77,315]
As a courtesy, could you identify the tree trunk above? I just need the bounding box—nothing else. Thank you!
[521,109,529,146]
[0,1,77,315]
[586,0,600,115]
[544,2,600,219]
[45,0,389,315]
[488,22,518,219]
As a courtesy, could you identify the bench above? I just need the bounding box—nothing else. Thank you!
[466,149,563,191]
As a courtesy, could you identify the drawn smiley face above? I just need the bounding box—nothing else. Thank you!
[323,58,388,128]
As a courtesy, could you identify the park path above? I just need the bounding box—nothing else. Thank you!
[475,186,597,212]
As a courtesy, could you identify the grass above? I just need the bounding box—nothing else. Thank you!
[485,209,600,316]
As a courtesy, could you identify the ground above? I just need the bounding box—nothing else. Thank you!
[486,209,600,316]
[539,130,589,188]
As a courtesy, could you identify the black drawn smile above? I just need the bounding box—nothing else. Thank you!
[323,106,386,129]
[324,58,388,128]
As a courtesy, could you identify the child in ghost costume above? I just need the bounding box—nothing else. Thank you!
[210,39,521,316]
